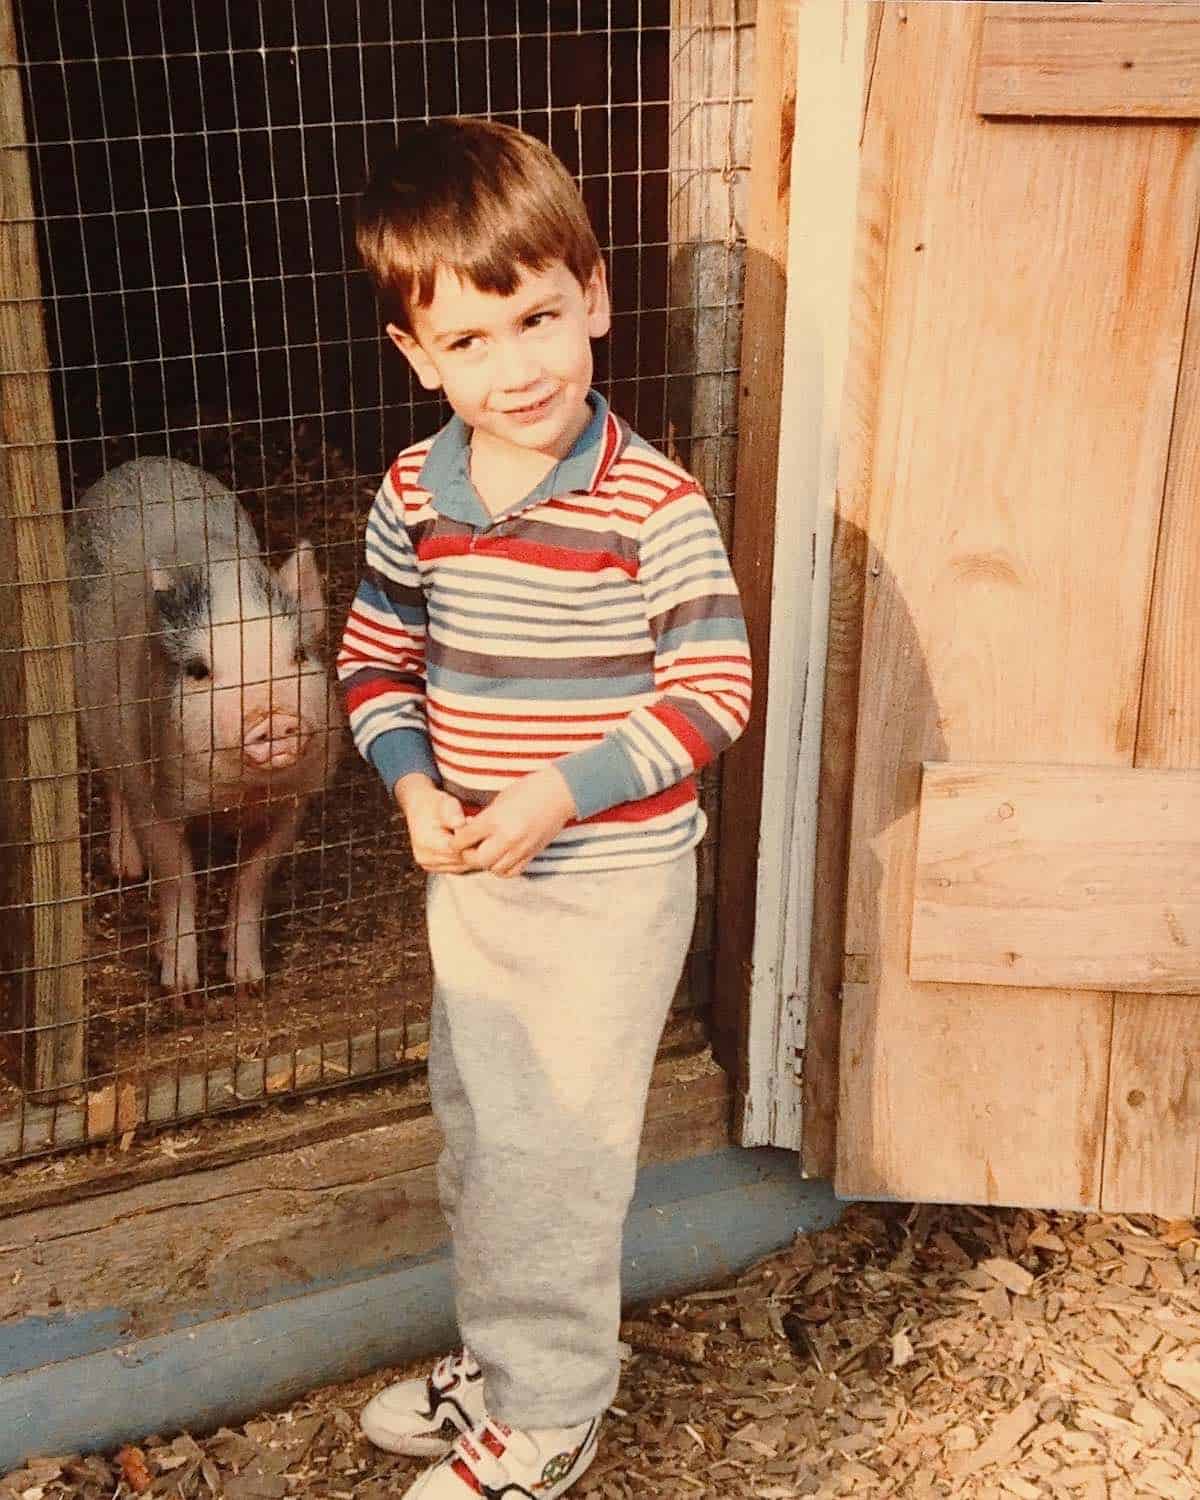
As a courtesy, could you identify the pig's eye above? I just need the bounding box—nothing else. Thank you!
[184,657,211,682]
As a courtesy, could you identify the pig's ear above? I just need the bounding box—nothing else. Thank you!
[279,541,326,643]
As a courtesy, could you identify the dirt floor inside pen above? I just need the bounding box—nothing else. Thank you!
[8,1201,1200,1500]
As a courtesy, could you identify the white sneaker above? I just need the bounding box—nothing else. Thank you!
[360,1349,486,1456]
[401,1413,600,1498]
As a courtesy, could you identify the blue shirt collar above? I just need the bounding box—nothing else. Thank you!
[418,389,613,525]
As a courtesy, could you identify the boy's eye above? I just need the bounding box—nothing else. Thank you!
[184,657,211,681]
[449,336,477,352]
[525,311,556,329]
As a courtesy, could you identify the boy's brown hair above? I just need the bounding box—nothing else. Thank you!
[356,117,603,335]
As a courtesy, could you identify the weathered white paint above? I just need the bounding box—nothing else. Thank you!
[741,1,869,1151]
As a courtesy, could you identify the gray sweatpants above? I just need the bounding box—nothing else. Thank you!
[425,850,697,1428]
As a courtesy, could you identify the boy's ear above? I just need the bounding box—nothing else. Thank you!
[386,322,443,392]
[584,263,611,340]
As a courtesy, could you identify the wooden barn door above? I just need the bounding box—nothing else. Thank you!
[834,4,1200,1216]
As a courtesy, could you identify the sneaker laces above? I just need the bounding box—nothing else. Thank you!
[431,1348,477,1392]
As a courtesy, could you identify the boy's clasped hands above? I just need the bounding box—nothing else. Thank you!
[396,767,576,878]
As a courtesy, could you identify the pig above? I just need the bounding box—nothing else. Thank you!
[69,457,345,993]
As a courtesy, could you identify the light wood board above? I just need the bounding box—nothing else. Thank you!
[911,762,1200,993]
[978,3,1200,119]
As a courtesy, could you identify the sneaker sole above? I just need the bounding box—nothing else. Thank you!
[559,1436,598,1496]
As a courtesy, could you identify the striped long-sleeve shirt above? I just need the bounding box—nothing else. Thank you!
[336,392,752,873]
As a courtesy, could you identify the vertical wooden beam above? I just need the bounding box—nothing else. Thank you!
[711,0,796,1105]
[0,0,85,1097]
[801,4,891,1180]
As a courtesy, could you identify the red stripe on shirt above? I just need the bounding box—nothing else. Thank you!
[432,740,564,768]
[344,677,420,712]
[343,613,419,644]
[544,496,646,527]
[582,779,695,824]
[339,640,423,671]
[388,453,432,493]
[418,533,637,577]
[648,701,714,770]
[655,669,754,691]
[611,454,688,489]
[455,779,696,825]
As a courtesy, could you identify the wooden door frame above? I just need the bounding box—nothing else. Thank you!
[713,1,872,1154]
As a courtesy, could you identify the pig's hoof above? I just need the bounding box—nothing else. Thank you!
[223,919,265,986]
[229,958,266,988]
[158,938,200,996]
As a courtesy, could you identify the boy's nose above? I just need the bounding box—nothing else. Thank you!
[494,340,541,391]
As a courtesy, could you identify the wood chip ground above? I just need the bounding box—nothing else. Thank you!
[6,1201,1200,1498]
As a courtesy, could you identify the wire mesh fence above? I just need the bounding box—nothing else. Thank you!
[0,0,754,1163]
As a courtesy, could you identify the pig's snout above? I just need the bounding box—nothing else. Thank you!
[242,706,313,771]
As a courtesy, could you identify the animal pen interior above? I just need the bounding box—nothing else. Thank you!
[0,1,754,1164]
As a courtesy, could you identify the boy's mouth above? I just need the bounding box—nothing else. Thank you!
[502,390,558,424]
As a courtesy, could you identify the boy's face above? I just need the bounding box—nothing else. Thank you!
[387,261,611,461]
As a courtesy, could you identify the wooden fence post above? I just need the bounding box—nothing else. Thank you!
[0,0,85,1099]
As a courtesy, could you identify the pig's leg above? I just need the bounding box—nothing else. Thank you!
[223,796,306,987]
[107,783,146,882]
[132,809,200,994]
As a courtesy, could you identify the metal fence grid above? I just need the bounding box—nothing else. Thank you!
[0,0,754,1163]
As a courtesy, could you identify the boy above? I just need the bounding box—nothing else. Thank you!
[337,117,751,1500]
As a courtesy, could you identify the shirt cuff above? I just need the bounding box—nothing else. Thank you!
[555,736,644,820]
[366,727,440,795]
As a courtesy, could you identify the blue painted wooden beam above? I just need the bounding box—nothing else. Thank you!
[0,1148,842,1470]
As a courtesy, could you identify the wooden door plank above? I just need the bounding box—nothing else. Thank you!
[978,4,1200,119]
[912,763,1200,993]
[1104,212,1200,1218]
[836,5,1200,1208]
